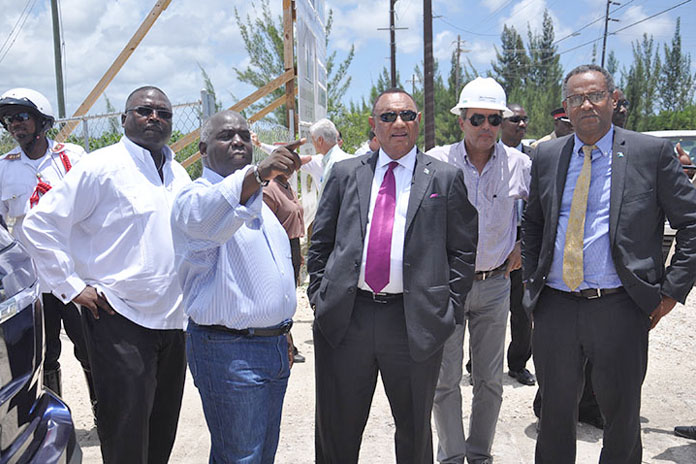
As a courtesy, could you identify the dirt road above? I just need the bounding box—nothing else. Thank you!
[61,286,696,463]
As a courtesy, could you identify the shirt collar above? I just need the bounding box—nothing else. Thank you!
[573,125,614,158]
[201,166,225,184]
[323,144,339,165]
[462,140,501,166]
[122,135,173,163]
[377,145,417,172]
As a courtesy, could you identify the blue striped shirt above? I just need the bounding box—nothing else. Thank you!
[547,127,622,291]
[171,166,296,329]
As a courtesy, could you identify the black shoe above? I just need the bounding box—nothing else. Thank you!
[292,350,306,363]
[508,368,536,386]
[579,414,604,430]
[674,426,696,440]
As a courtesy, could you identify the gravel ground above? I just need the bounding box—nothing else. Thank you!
[61,285,696,463]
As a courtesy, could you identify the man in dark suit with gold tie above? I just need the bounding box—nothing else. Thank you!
[523,64,696,463]
[307,88,478,463]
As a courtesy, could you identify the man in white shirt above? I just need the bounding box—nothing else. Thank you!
[309,118,352,197]
[428,78,531,464]
[171,110,300,463]
[0,88,93,404]
[22,86,191,464]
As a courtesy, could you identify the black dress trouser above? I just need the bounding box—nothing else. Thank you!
[80,309,186,464]
[42,292,90,372]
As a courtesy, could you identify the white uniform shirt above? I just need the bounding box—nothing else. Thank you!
[0,139,85,247]
[357,147,416,294]
[22,136,192,330]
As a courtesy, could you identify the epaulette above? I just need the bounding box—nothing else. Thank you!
[52,143,65,153]
[2,153,21,161]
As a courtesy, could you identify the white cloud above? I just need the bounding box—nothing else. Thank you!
[612,5,675,44]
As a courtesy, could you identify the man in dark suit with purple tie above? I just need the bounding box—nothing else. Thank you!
[307,88,478,463]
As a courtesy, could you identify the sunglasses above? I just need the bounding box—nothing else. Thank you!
[565,91,607,108]
[126,106,173,121]
[467,113,503,127]
[616,99,630,108]
[378,110,418,123]
[506,115,529,124]
[1,112,32,126]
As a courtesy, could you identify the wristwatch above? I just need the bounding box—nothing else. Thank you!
[253,165,269,186]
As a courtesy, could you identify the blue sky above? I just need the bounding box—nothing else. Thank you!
[0,0,693,118]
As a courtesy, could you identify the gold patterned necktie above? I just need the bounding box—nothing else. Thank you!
[562,144,597,291]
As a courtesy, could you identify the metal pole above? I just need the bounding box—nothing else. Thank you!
[82,119,89,152]
[390,0,397,87]
[50,0,66,118]
[601,0,611,67]
[423,0,435,151]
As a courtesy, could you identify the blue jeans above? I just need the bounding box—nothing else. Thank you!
[186,321,291,464]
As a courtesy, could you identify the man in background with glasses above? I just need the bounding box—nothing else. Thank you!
[22,86,191,464]
[428,77,531,464]
[612,89,629,128]
[308,88,478,463]
[523,64,696,462]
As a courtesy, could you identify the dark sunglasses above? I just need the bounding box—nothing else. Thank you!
[468,113,503,127]
[506,115,529,124]
[565,90,607,108]
[126,106,173,121]
[617,99,630,108]
[1,112,32,126]
[378,110,418,123]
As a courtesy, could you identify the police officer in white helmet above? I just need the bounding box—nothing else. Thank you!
[427,77,532,464]
[0,88,96,412]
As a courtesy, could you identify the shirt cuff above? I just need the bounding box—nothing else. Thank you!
[218,165,263,229]
[53,274,87,304]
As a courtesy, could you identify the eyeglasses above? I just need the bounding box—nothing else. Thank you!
[378,110,418,123]
[505,115,529,124]
[467,113,503,127]
[1,112,32,126]
[616,99,630,109]
[565,91,608,108]
[126,106,173,121]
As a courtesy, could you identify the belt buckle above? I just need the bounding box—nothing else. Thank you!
[586,288,601,299]
[372,292,388,304]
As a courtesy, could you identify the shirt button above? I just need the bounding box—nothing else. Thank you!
[285,295,289,300]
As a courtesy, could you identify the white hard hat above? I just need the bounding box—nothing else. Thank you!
[450,77,513,117]
[0,88,55,122]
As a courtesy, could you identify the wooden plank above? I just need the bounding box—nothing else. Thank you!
[171,70,294,153]
[283,0,296,137]
[56,0,172,142]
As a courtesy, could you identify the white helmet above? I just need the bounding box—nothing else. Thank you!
[0,88,55,130]
[450,77,513,118]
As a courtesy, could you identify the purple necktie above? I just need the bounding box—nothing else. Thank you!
[365,161,398,293]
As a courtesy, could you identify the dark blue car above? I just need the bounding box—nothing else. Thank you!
[0,226,81,463]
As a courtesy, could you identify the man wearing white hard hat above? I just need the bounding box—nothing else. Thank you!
[0,88,96,409]
[428,77,531,464]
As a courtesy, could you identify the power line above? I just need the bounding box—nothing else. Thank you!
[0,0,39,65]
[554,0,638,45]
[434,16,499,37]
[610,0,691,35]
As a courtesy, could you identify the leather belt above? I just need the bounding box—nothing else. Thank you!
[204,320,293,337]
[548,286,625,299]
[474,263,507,281]
[356,289,404,304]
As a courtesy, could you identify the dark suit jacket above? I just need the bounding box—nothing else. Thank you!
[522,127,696,315]
[307,150,478,362]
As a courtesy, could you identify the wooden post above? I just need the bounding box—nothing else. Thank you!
[56,0,172,142]
[283,0,296,137]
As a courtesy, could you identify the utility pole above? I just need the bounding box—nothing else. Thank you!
[378,0,406,87]
[50,0,66,118]
[406,74,420,96]
[601,0,620,67]
[423,0,435,151]
[451,35,469,95]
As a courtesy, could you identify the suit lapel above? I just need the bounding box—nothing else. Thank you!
[405,150,433,233]
[551,138,575,231]
[356,152,378,237]
[609,128,628,246]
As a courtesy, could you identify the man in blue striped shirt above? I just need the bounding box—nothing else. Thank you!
[171,110,302,463]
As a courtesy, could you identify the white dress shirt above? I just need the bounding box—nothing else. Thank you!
[428,140,530,271]
[357,147,416,293]
[171,166,296,329]
[0,139,85,247]
[22,136,191,330]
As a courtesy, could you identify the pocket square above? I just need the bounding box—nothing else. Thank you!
[429,193,440,198]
